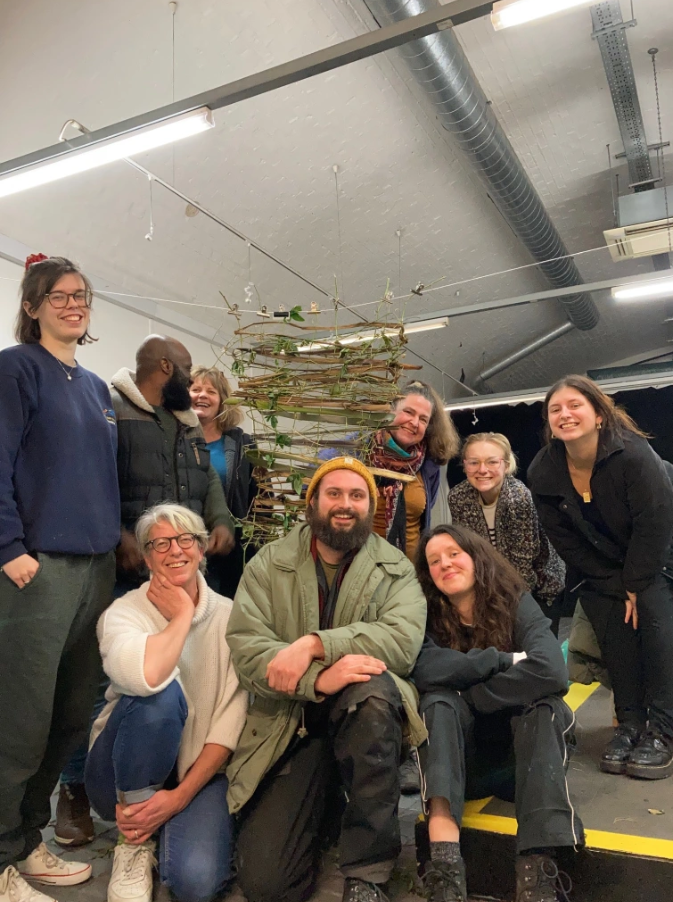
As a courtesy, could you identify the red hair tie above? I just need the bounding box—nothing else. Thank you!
[25,253,49,270]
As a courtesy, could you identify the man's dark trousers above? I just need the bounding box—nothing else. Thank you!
[236,673,404,902]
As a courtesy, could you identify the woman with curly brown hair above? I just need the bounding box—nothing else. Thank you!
[413,524,582,902]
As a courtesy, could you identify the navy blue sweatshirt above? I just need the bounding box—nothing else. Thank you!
[0,343,120,566]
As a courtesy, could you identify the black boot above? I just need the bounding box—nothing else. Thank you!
[399,750,421,795]
[600,724,641,774]
[626,730,673,780]
[422,858,467,902]
[342,878,389,902]
[515,854,573,902]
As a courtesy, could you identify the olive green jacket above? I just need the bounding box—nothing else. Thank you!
[225,522,427,813]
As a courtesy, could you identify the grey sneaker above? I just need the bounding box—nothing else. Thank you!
[515,854,573,902]
[422,859,467,902]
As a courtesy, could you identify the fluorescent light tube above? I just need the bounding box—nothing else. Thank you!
[491,0,594,30]
[612,279,673,302]
[296,317,449,353]
[0,108,214,198]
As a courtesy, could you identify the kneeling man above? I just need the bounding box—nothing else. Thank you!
[226,457,427,902]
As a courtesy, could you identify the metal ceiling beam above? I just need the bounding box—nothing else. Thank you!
[401,268,673,325]
[0,0,492,178]
[591,1,653,189]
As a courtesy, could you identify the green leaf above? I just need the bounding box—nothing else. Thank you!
[275,433,292,448]
[289,305,305,322]
[290,473,304,495]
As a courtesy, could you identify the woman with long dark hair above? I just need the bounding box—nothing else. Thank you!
[0,255,119,901]
[528,374,673,779]
[413,524,581,902]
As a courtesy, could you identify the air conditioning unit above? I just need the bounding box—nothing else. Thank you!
[604,217,673,262]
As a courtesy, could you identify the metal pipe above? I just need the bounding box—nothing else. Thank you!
[478,322,576,381]
[363,0,599,332]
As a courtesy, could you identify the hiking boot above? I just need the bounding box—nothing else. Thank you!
[342,878,389,902]
[54,783,95,847]
[600,724,641,774]
[0,867,57,902]
[108,842,156,902]
[17,844,91,886]
[515,854,573,902]
[399,750,421,795]
[422,858,467,902]
[626,730,673,780]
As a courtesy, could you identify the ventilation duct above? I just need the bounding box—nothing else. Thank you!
[363,0,599,332]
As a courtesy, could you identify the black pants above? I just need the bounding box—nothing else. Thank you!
[236,673,404,902]
[0,552,115,872]
[581,573,673,737]
[418,689,584,854]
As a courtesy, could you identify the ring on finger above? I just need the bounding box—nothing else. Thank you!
[135,829,139,839]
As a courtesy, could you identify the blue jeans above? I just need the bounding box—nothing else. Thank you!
[85,682,233,902]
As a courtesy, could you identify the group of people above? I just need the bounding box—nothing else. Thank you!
[2,254,673,902]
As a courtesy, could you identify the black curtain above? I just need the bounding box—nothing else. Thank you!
[447,385,673,489]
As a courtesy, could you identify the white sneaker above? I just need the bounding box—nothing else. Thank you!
[108,842,156,902]
[17,844,91,886]
[0,866,57,902]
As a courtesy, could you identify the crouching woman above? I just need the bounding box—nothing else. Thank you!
[413,525,583,902]
[85,504,248,902]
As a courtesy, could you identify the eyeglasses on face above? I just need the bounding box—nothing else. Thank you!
[44,290,92,309]
[463,458,505,472]
[144,533,198,553]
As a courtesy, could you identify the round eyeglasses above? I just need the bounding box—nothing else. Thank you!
[144,533,198,554]
[44,290,92,309]
[463,458,505,472]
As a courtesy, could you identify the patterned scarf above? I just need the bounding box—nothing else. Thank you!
[369,429,426,540]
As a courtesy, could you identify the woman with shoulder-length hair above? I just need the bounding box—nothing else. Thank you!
[449,432,565,634]
[528,374,673,780]
[0,255,120,900]
[85,503,247,902]
[413,524,582,902]
[189,365,257,597]
[370,379,460,562]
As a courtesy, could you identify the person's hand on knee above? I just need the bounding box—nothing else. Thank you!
[314,654,387,696]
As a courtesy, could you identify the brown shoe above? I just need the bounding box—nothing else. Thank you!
[54,784,94,847]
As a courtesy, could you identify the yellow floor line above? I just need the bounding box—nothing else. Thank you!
[565,681,602,712]
[461,810,673,861]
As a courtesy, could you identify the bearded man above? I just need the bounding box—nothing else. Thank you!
[226,457,427,902]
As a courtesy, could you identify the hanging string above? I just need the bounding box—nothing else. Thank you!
[650,47,672,253]
[333,164,345,305]
[170,1,177,185]
[145,175,155,241]
[396,228,402,296]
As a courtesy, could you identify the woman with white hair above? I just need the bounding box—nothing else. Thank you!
[85,504,247,902]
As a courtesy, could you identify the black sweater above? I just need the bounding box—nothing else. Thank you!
[413,593,568,714]
[528,431,673,598]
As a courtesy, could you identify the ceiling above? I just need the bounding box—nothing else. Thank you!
[0,0,672,397]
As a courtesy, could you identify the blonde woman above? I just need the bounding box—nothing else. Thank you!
[449,433,565,634]
[190,367,257,598]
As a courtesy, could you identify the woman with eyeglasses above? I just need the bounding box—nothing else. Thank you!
[85,503,247,902]
[0,255,120,901]
[449,433,565,634]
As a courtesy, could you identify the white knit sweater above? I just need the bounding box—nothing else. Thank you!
[90,573,248,781]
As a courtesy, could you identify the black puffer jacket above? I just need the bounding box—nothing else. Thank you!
[111,368,232,532]
[528,430,673,599]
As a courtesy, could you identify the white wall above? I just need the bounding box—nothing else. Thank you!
[0,257,226,384]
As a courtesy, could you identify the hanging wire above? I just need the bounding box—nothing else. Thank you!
[145,174,155,241]
[170,1,177,185]
[650,47,672,253]
[333,164,345,305]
